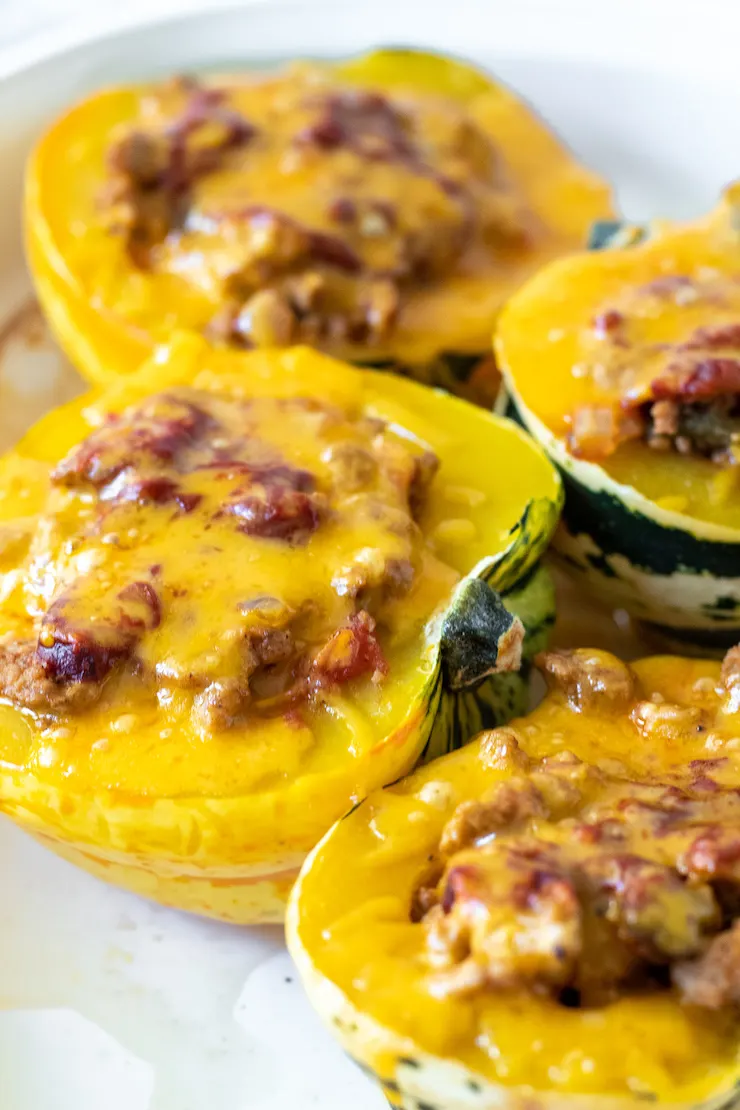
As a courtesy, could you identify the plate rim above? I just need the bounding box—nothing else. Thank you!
[1,0,739,89]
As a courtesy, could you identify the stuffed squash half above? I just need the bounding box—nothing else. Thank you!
[289,644,740,1109]
[497,189,740,647]
[0,337,559,923]
[25,48,612,401]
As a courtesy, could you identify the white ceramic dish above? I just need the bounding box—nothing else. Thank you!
[1,3,740,1107]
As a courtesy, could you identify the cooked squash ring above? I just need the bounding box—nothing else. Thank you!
[0,336,560,923]
[25,48,612,400]
[497,188,740,648]
[289,645,740,1108]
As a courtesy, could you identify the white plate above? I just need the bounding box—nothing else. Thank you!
[0,3,739,1107]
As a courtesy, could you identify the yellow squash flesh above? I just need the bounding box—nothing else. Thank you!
[0,337,560,923]
[25,48,612,388]
[495,190,740,641]
[288,651,740,1109]
[496,191,740,527]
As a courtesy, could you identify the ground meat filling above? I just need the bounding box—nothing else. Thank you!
[100,70,530,349]
[568,277,740,462]
[0,387,443,727]
[104,82,257,267]
[643,324,740,459]
[414,647,740,1012]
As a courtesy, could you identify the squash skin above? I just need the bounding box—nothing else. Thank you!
[24,48,612,392]
[504,394,740,650]
[0,338,560,924]
[287,651,740,1108]
[496,192,740,647]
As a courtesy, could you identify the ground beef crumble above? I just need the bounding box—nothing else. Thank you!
[413,647,740,1013]
[568,280,740,463]
[0,387,445,729]
[100,68,530,350]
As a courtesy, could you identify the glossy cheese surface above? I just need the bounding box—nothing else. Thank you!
[497,191,740,525]
[296,650,740,1102]
[26,49,612,381]
[0,340,555,805]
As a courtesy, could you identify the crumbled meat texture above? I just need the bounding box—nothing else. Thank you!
[681,827,740,883]
[321,442,377,492]
[438,785,546,855]
[424,843,584,996]
[478,727,531,771]
[248,625,296,669]
[415,676,740,1012]
[213,207,363,291]
[193,678,249,733]
[536,649,637,713]
[408,451,440,519]
[0,642,103,712]
[570,314,740,462]
[422,820,722,1006]
[644,396,740,461]
[100,69,530,348]
[203,208,403,350]
[172,614,301,725]
[647,399,679,442]
[654,358,740,403]
[438,753,596,855]
[579,853,717,964]
[104,84,256,264]
[673,921,740,1009]
[6,387,446,725]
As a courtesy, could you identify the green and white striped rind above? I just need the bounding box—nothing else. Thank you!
[287,835,740,1110]
[503,390,740,648]
[432,486,560,743]
[422,561,555,764]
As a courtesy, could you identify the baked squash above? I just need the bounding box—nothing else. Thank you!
[25,48,612,402]
[497,187,740,648]
[289,644,740,1108]
[0,336,560,924]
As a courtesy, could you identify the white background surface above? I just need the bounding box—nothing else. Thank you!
[1,2,740,1108]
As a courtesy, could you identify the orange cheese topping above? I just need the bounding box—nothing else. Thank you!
[300,648,740,1101]
[496,192,740,522]
[28,51,612,378]
[0,378,466,798]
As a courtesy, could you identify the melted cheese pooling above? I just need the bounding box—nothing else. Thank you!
[0,385,462,797]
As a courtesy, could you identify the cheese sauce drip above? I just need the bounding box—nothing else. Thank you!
[0,386,460,795]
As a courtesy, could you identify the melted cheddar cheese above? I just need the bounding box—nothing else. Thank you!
[497,190,740,525]
[298,648,740,1102]
[27,50,612,384]
[0,369,470,800]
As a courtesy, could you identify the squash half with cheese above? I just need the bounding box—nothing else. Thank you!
[25,48,612,402]
[0,337,559,923]
[289,644,740,1108]
[497,189,740,647]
